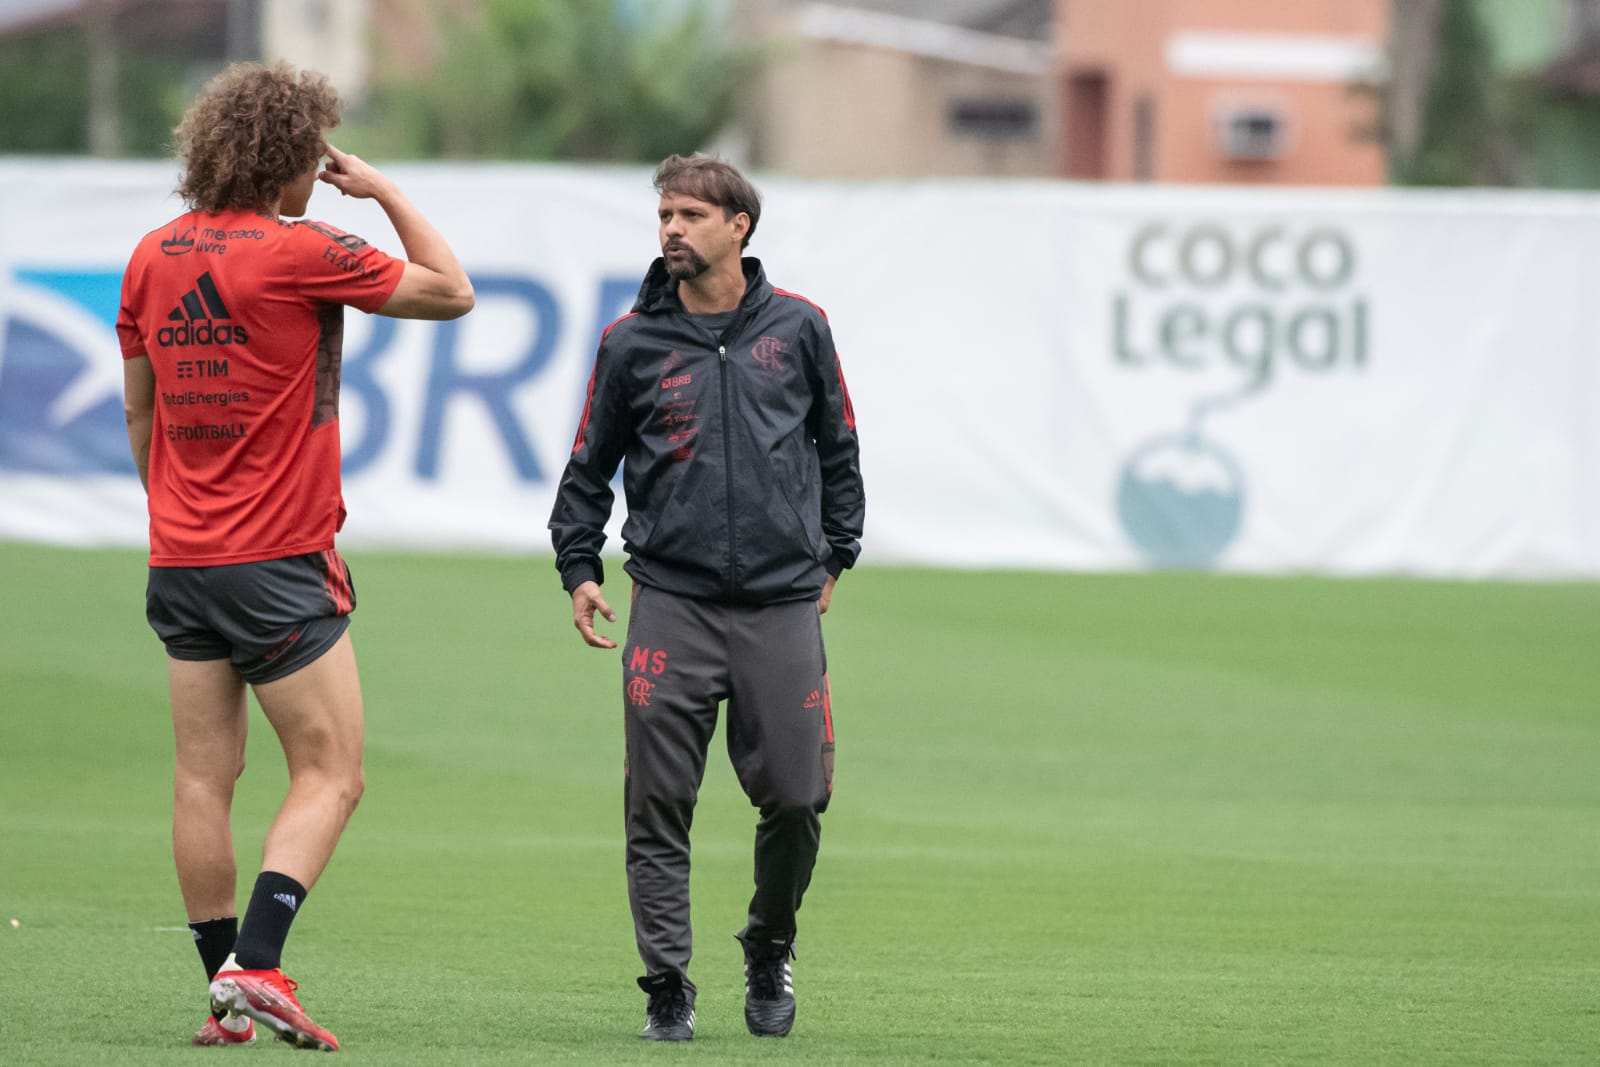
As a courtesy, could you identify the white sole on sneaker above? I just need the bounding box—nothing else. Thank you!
[208,976,335,1052]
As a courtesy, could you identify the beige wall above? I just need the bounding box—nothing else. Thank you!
[754,37,1059,179]
[263,0,373,101]
[1058,0,1387,184]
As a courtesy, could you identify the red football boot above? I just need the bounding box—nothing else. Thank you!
[209,967,339,1051]
[192,1013,255,1046]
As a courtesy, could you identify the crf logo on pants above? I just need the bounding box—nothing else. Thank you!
[626,676,655,707]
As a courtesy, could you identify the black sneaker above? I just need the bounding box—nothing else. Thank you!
[739,934,796,1038]
[637,973,695,1042]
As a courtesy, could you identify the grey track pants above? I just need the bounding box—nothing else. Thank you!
[621,582,836,986]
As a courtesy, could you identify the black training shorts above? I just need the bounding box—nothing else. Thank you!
[145,549,356,684]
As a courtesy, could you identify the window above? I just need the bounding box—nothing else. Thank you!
[1214,103,1288,160]
[948,98,1040,140]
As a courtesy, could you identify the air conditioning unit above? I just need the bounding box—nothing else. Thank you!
[1214,103,1289,161]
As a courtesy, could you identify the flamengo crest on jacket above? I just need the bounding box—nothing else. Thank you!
[550,257,864,606]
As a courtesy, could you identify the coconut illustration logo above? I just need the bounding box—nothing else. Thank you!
[1109,221,1368,568]
[0,269,135,476]
[1117,401,1246,569]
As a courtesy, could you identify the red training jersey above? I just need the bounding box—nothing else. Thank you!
[117,208,404,566]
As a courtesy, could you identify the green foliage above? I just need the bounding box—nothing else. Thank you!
[1503,80,1600,189]
[1394,0,1514,185]
[0,25,193,157]
[3,545,1599,1063]
[354,0,758,162]
[0,29,88,152]
[1394,0,1600,189]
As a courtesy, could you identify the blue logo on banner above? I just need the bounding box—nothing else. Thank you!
[0,267,639,484]
[1116,395,1248,569]
[0,269,136,476]
[1117,431,1246,569]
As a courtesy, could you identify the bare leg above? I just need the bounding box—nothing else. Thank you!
[170,658,249,921]
[249,631,365,890]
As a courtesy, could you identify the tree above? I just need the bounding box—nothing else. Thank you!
[0,22,197,157]
[1390,0,1516,185]
[354,0,759,162]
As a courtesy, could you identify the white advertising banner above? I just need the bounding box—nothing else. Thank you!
[1,161,1597,578]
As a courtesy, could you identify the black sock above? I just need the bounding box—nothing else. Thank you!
[189,916,239,980]
[231,872,308,971]
[190,916,239,1020]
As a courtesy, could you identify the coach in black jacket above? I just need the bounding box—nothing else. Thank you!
[549,154,864,1043]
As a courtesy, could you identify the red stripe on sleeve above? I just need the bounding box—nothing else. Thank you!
[772,287,829,321]
[571,311,639,454]
[571,364,598,454]
[834,355,856,431]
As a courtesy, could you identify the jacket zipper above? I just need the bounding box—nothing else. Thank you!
[718,342,737,599]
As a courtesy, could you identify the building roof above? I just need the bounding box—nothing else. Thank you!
[0,0,77,34]
[816,0,1051,41]
[0,0,229,48]
[795,2,1053,74]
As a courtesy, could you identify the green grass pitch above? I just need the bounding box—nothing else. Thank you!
[1,543,1596,1064]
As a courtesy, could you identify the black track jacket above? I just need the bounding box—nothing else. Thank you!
[550,257,864,605]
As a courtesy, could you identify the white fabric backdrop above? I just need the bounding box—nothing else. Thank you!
[2,161,1596,578]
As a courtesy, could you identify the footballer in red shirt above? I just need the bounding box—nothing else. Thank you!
[119,210,402,566]
[117,61,473,1050]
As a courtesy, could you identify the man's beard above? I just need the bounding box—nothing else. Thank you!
[664,244,710,280]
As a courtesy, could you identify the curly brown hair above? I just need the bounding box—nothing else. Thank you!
[174,61,340,213]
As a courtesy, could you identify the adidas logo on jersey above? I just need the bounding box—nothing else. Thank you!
[156,272,248,347]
